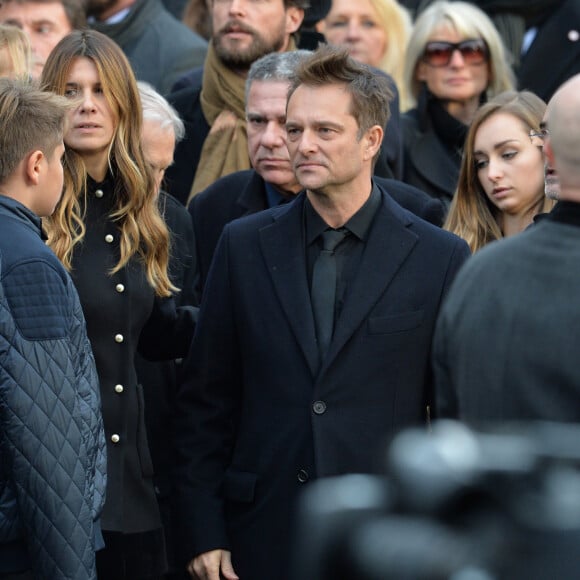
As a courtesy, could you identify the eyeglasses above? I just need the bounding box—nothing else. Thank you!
[530,122,550,140]
[422,39,489,67]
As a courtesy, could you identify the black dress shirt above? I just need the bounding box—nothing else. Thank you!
[305,183,381,323]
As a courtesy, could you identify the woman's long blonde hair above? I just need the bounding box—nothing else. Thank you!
[445,90,554,253]
[41,30,175,296]
[367,0,413,111]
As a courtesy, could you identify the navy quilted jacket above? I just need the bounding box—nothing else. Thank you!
[0,196,106,579]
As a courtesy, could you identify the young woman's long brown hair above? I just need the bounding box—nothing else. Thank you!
[445,90,554,252]
[41,30,175,296]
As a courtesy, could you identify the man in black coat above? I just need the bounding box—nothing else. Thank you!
[189,51,445,298]
[174,46,469,580]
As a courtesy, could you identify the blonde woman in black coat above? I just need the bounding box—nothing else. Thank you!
[41,30,196,579]
[402,0,515,207]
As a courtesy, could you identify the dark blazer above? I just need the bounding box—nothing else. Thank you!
[189,170,446,297]
[166,72,404,205]
[433,201,580,423]
[517,0,580,102]
[174,186,470,580]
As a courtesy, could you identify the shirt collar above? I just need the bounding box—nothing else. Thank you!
[546,200,580,228]
[264,181,287,208]
[87,6,131,24]
[0,194,44,236]
[305,182,381,245]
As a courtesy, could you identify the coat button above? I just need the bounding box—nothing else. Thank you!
[313,400,327,415]
[115,284,125,293]
[105,234,114,243]
[111,434,120,443]
[297,469,309,483]
[114,334,124,343]
[114,384,124,393]
[95,189,104,198]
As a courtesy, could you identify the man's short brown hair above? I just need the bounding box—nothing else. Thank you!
[288,44,392,139]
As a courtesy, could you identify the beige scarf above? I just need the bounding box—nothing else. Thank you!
[187,38,297,204]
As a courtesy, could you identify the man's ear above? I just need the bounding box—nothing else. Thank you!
[25,150,44,186]
[363,125,383,161]
[285,6,304,35]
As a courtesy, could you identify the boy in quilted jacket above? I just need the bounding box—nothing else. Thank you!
[0,78,106,580]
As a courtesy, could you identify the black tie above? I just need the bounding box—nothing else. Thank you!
[311,229,347,362]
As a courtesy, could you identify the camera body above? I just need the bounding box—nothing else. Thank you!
[293,421,580,580]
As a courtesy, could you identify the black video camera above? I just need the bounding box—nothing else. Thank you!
[293,421,580,580]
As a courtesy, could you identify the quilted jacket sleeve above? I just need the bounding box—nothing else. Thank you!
[0,258,104,580]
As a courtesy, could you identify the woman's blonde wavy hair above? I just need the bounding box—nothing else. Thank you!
[41,30,175,297]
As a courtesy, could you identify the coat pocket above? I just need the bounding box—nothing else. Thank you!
[222,469,257,503]
[367,310,424,334]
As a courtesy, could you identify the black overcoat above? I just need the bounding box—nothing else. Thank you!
[174,186,470,579]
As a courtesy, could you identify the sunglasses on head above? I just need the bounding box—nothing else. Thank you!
[422,39,489,67]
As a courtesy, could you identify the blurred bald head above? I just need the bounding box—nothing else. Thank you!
[546,74,580,195]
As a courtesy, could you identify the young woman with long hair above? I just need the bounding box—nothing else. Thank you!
[445,90,555,252]
[41,30,195,578]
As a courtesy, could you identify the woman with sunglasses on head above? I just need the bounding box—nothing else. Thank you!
[402,0,515,208]
[41,30,196,579]
[445,90,555,253]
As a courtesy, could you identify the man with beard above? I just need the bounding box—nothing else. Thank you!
[87,0,207,94]
[165,0,306,204]
[165,0,404,205]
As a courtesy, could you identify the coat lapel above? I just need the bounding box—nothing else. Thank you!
[322,193,418,372]
[259,196,319,376]
[411,130,459,203]
[237,171,269,216]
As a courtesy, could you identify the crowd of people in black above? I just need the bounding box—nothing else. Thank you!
[1,0,580,579]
